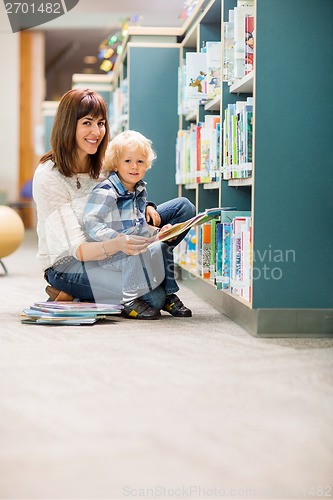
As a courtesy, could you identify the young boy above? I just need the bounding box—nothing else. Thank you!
[83,130,192,319]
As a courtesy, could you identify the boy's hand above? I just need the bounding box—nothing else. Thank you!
[159,224,177,241]
[145,205,161,227]
[159,224,173,234]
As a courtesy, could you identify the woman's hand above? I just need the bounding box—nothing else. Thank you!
[115,233,149,255]
[77,234,150,261]
[145,205,161,227]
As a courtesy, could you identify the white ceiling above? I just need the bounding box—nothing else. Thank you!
[47,0,185,30]
[0,0,185,31]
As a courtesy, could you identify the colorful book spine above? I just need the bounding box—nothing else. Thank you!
[201,222,212,279]
[221,222,232,289]
[216,122,221,182]
[215,222,223,289]
[230,216,252,300]
[196,122,202,183]
[210,218,217,280]
[199,127,211,183]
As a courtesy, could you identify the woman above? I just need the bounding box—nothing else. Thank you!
[33,88,195,320]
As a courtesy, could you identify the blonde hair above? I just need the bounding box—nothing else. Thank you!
[103,130,157,172]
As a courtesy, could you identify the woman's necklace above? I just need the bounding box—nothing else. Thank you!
[75,160,89,189]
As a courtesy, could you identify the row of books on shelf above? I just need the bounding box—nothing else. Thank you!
[176,114,221,185]
[178,0,255,115]
[222,97,253,180]
[178,41,222,115]
[175,210,252,302]
[175,95,253,184]
[223,0,255,86]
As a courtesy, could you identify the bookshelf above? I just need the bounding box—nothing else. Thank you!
[111,0,333,337]
[178,0,333,337]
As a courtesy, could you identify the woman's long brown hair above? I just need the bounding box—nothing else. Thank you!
[39,88,110,179]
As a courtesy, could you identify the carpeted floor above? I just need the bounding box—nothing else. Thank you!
[0,231,332,499]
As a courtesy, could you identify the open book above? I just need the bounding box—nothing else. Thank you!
[148,207,236,246]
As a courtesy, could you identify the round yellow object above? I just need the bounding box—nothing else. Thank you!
[0,206,25,258]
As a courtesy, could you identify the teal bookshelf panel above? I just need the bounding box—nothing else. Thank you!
[253,0,333,309]
[128,46,179,205]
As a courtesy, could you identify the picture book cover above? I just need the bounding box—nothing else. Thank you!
[206,41,221,100]
[245,15,254,75]
[185,52,208,100]
[223,9,234,84]
[233,4,254,80]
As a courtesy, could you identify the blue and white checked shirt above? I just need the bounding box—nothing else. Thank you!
[83,171,151,241]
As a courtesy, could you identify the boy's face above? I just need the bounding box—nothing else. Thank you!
[115,145,148,191]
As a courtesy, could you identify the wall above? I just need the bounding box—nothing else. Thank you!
[0,10,19,203]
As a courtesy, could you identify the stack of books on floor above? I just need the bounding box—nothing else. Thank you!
[21,301,123,325]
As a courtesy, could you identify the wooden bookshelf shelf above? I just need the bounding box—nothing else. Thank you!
[204,95,221,111]
[229,72,254,94]
[203,182,219,190]
[184,183,198,190]
[228,178,253,187]
[185,110,197,122]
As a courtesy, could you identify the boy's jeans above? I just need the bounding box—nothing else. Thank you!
[157,197,196,295]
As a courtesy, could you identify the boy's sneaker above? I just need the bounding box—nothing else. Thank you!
[122,298,161,320]
[162,294,192,317]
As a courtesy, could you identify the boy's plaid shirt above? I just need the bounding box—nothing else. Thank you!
[83,171,150,241]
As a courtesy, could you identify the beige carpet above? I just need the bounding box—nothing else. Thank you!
[0,231,332,499]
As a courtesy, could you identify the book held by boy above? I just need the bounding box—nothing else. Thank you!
[148,207,236,246]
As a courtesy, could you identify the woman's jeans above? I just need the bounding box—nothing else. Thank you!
[45,197,196,310]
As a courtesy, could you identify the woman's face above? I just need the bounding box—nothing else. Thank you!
[75,114,106,160]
